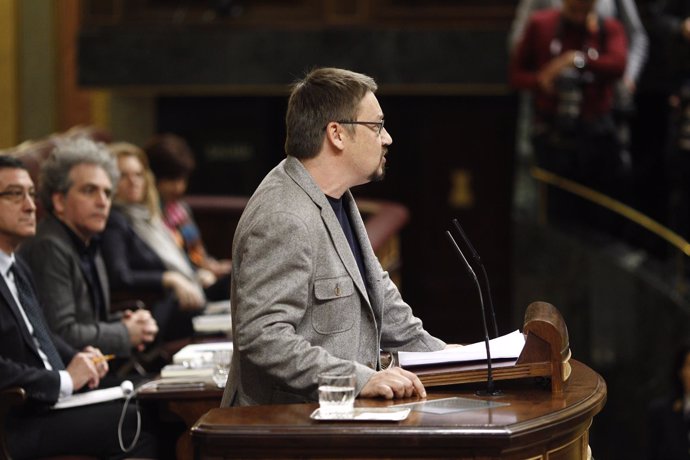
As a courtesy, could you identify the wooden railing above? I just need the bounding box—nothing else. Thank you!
[531,166,690,290]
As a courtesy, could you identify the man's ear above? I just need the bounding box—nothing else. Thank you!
[51,192,65,215]
[324,122,346,151]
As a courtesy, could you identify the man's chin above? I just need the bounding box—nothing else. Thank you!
[368,168,385,183]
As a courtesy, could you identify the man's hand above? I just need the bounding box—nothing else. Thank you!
[537,51,578,93]
[196,268,217,289]
[163,271,205,310]
[66,352,100,391]
[359,367,427,400]
[82,345,109,378]
[205,258,232,277]
[122,309,158,351]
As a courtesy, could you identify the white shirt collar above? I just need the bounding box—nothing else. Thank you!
[0,250,15,278]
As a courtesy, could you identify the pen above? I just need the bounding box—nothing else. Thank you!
[91,354,116,364]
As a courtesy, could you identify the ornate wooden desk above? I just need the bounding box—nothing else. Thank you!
[138,381,223,460]
[191,360,605,459]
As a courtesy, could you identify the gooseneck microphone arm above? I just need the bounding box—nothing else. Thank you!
[452,219,499,338]
[445,231,498,396]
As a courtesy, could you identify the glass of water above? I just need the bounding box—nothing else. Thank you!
[318,372,355,418]
[212,350,231,388]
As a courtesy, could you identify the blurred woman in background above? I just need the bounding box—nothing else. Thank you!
[144,133,232,288]
[102,142,207,340]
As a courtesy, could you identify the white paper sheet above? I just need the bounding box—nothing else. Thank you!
[53,386,126,410]
[398,330,526,367]
[172,341,233,364]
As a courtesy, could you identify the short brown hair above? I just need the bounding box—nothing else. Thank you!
[285,68,377,159]
[144,133,196,180]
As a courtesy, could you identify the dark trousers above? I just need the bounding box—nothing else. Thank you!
[533,115,629,233]
[7,399,158,459]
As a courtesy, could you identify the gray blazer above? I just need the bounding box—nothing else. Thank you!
[221,157,445,407]
[19,214,131,356]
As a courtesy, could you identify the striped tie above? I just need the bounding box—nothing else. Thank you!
[10,264,65,370]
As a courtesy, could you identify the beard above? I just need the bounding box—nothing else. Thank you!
[368,152,386,183]
[369,168,385,183]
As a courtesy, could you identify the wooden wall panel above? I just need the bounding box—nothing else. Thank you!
[57,0,94,131]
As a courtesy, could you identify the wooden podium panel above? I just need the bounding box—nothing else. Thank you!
[138,382,223,460]
[191,360,606,460]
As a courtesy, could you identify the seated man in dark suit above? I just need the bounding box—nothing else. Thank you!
[19,138,158,358]
[0,156,157,459]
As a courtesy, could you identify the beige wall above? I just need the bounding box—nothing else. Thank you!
[0,0,154,149]
[0,0,19,148]
[20,0,57,141]
[0,0,62,148]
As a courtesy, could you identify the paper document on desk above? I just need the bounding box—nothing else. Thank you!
[398,330,525,367]
[193,313,232,334]
[172,341,233,364]
[53,386,126,410]
[160,363,215,378]
[204,300,231,314]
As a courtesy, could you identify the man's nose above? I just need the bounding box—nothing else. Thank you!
[381,126,393,146]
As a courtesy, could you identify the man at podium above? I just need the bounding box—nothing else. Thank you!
[221,67,446,407]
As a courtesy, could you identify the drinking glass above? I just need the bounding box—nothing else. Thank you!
[317,372,355,418]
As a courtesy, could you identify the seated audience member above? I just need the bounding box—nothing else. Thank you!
[144,134,231,300]
[19,138,158,358]
[647,343,690,460]
[102,142,206,339]
[0,156,157,459]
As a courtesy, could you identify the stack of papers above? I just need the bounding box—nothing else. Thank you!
[193,314,232,334]
[398,330,526,367]
[160,363,215,378]
[204,300,231,314]
[172,341,233,364]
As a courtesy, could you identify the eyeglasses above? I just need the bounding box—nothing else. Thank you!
[337,120,385,135]
[0,188,36,204]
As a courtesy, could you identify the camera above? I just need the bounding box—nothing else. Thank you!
[555,68,583,133]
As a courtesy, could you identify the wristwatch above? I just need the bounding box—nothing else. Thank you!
[573,51,586,69]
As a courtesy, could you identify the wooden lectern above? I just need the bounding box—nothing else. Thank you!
[408,301,571,394]
[191,302,605,460]
[191,360,606,459]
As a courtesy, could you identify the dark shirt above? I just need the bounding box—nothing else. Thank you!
[58,220,107,319]
[101,209,167,293]
[326,195,366,284]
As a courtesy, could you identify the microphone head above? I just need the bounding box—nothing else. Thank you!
[121,380,134,395]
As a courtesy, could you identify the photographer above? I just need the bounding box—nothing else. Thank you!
[509,0,628,225]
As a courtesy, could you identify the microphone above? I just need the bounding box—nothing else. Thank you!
[451,218,499,338]
[120,380,134,396]
[445,230,500,396]
[118,380,141,452]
